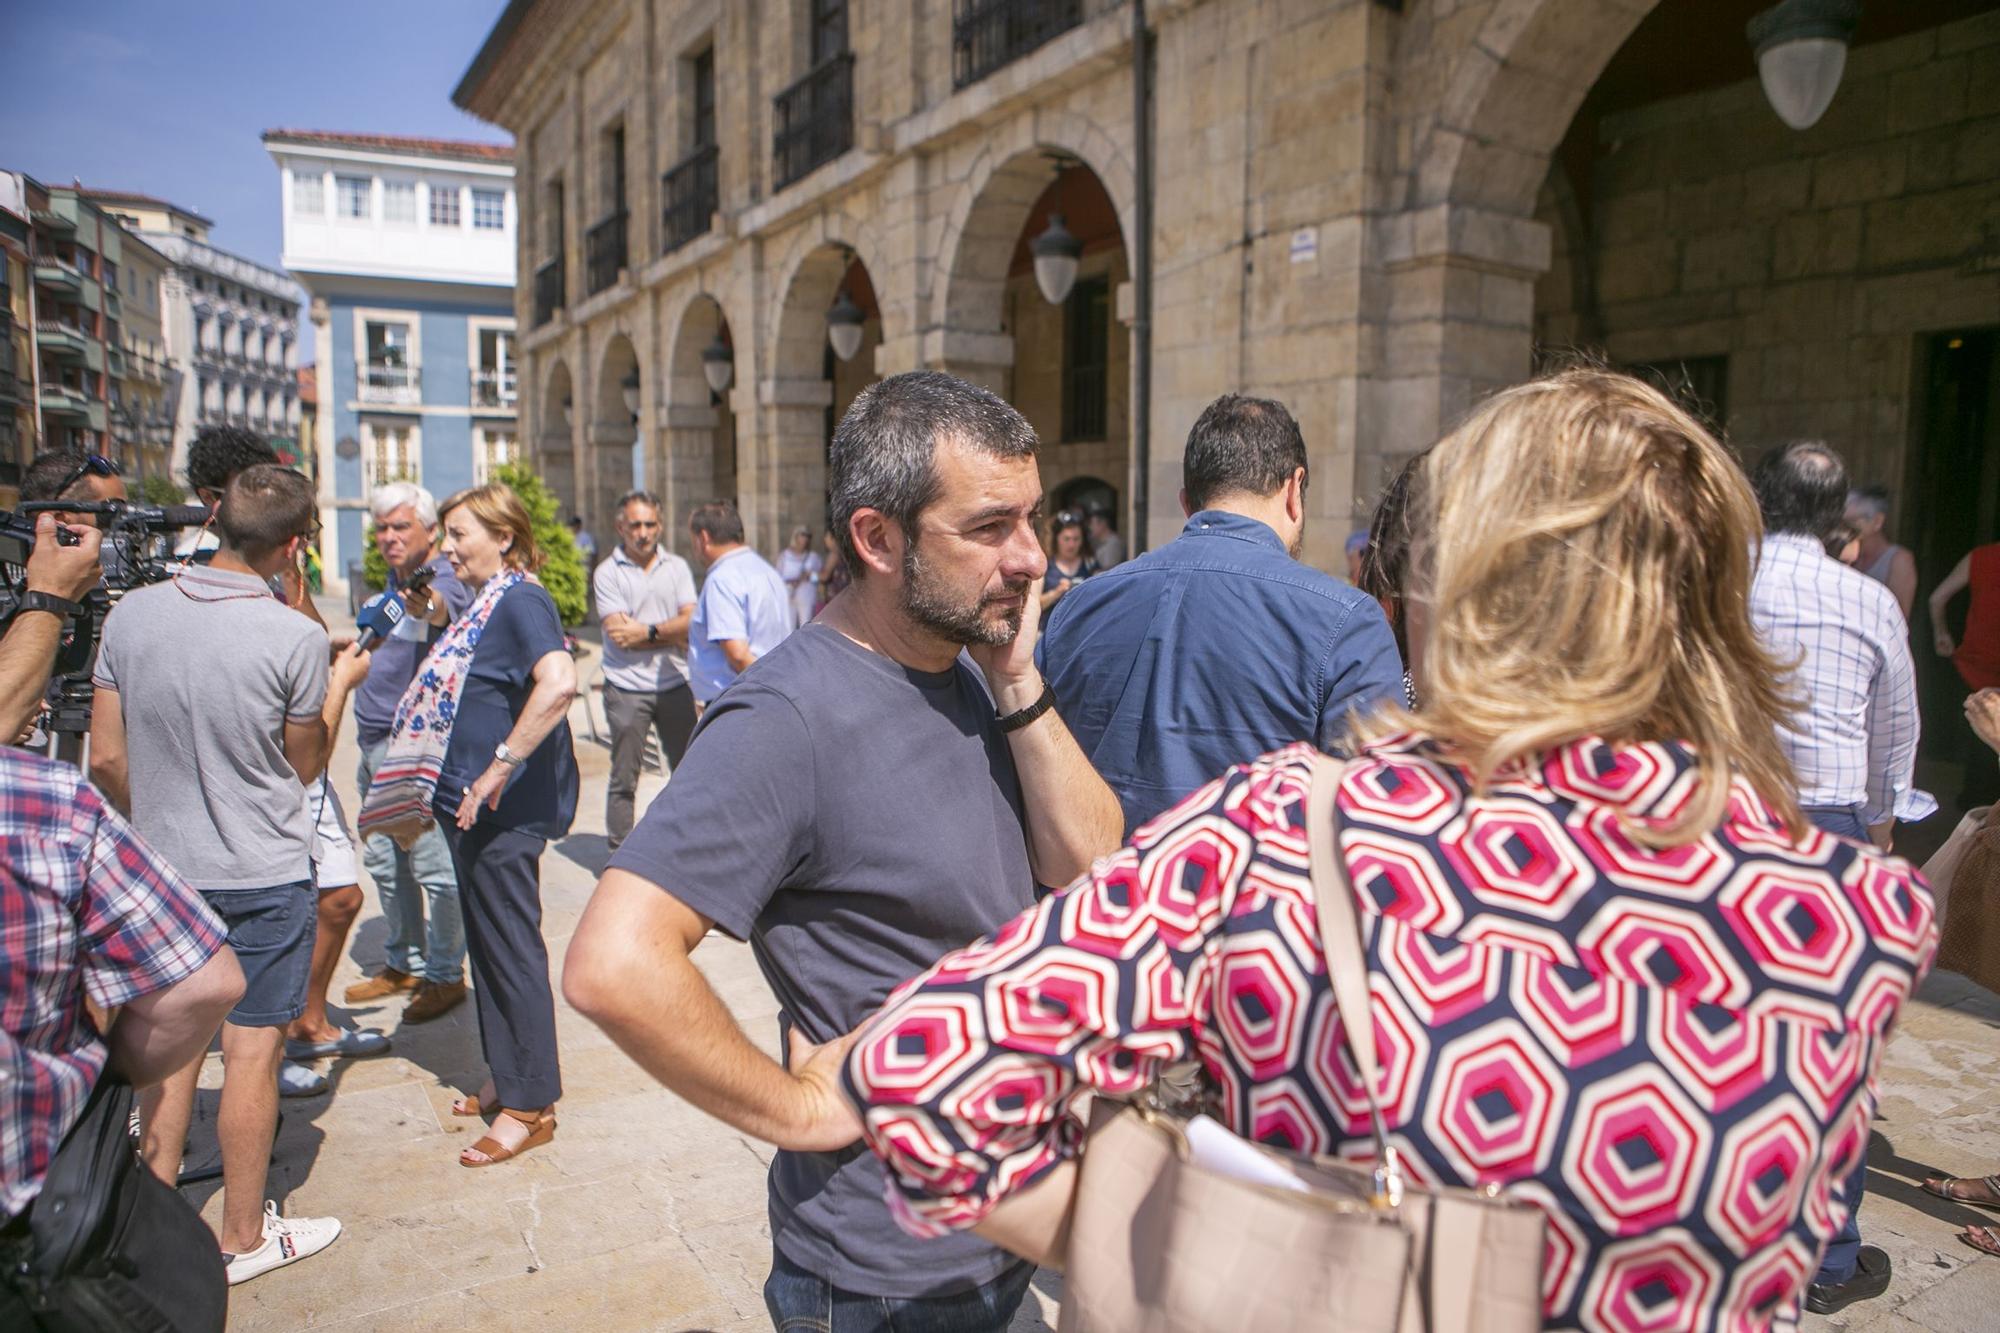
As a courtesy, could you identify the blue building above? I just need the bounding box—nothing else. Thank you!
[265,130,518,593]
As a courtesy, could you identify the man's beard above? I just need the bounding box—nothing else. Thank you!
[900,543,1026,646]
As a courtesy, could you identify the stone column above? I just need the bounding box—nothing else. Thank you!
[1354,204,1551,506]
[750,377,833,554]
[919,326,1014,397]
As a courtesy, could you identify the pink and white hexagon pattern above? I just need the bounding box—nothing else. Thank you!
[845,737,1937,1331]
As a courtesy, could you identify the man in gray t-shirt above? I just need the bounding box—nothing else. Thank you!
[89,464,369,1284]
[566,372,1124,1327]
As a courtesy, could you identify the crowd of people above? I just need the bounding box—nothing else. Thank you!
[0,361,1993,1330]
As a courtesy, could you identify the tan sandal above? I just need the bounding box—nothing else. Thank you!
[460,1108,555,1167]
[450,1084,497,1118]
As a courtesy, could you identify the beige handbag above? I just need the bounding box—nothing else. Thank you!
[1059,753,1546,1333]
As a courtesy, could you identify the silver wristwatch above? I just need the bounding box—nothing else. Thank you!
[494,741,524,767]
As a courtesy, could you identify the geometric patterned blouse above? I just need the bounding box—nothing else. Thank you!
[844,738,1938,1331]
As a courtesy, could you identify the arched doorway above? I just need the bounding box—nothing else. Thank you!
[769,242,883,555]
[938,152,1132,550]
[539,358,578,521]
[590,334,640,546]
[661,293,741,555]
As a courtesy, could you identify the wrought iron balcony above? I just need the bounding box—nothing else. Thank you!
[662,143,720,254]
[953,0,1084,87]
[534,258,565,326]
[773,51,854,192]
[585,211,628,296]
[358,362,420,405]
[472,368,518,409]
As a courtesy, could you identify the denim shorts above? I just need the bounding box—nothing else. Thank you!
[201,880,314,1026]
[762,1247,1033,1333]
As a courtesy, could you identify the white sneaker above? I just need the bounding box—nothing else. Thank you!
[223,1201,341,1285]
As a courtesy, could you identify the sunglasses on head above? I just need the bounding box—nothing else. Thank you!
[55,453,121,498]
[1055,509,1083,527]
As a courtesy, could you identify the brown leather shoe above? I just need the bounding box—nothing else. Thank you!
[343,967,420,1003]
[402,980,468,1024]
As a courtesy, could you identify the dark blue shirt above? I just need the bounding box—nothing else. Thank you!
[435,580,579,841]
[1037,510,1403,834]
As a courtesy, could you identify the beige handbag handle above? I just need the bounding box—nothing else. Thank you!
[1306,752,1405,1203]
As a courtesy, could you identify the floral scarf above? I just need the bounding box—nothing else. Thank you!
[358,569,523,848]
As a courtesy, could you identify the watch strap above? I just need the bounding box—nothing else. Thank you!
[17,591,83,619]
[995,680,1057,734]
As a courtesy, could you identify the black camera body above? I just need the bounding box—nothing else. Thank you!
[0,500,211,735]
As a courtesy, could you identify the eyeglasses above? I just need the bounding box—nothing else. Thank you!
[54,453,121,499]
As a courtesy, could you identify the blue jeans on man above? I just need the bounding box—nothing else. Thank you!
[762,1248,1034,1333]
[356,738,466,983]
[1802,804,1876,1297]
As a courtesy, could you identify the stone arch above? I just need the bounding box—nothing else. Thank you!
[658,290,742,545]
[539,357,578,520]
[1400,0,1661,216]
[768,211,892,384]
[931,111,1136,344]
[586,331,641,538]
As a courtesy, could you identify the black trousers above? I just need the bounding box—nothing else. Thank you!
[442,820,563,1108]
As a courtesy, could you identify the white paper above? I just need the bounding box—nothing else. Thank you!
[1185,1114,1311,1194]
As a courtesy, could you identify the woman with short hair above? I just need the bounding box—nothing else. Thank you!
[837,369,1938,1329]
[360,483,578,1166]
[1039,510,1098,613]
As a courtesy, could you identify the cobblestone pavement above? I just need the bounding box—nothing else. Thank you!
[197,611,1996,1330]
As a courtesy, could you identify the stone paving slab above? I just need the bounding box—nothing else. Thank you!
[201,607,1994,1330]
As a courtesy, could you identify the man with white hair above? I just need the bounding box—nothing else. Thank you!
[344,482,475,1022]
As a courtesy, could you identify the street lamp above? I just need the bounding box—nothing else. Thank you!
[621,368,640,418]
[826,288,864,362]
[1031,212,1083,306]
[1747,0,1860,131]
[702,335,735,395]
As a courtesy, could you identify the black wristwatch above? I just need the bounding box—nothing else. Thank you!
[16,591,82,620]
[646,623,659,644]
[996,680,1057,734]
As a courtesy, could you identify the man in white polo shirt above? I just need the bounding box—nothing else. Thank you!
[686,499,792,708]
[593,490,699,852]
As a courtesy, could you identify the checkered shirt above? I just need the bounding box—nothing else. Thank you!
[1750,533,1932,826]
[0,749,224,1219]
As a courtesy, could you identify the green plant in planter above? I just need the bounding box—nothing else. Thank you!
[493,462,587,627]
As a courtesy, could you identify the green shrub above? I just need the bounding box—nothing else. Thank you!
[135,475,187,507]
[361,526,388,593]
[494,462,588,626]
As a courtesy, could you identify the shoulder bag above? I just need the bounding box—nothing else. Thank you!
[1059,752,1545,1333]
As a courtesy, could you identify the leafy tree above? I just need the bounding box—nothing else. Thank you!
[135,475,187,507]
[495,462,587,626]
[361,525,389,593]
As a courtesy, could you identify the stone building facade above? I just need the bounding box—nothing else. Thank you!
[454,0,2000,577]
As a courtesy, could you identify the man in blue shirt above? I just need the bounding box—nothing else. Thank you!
[685,500,793,706]
[1039,393,1404,833]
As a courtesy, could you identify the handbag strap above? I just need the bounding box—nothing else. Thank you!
[1306,751,1404,1203]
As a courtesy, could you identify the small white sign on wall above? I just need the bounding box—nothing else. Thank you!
[1289,227,1318,266]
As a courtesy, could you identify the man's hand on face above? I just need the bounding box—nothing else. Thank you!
[968,571,1045,715]
[1967,689,2000,757]
[25,515,102,603]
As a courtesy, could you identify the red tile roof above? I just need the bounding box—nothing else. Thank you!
[262,129,514,163]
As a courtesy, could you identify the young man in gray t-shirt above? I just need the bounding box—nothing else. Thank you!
[567,373,1124,1327]
[90,465,371,1285]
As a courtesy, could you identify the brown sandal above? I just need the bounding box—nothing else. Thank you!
[460,1107,555,1167]
[1961,1224,2000,1258]
[450,1085,497,1118]
[1922,1173,2000,1212]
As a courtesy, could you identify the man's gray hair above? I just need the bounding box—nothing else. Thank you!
[616,490,661,516]
[370,481,438,528]
[1847,484,1891,521]
[827,370,1037,577]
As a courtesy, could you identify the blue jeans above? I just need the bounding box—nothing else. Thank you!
[762,1248,1033,1333]
[357,738,466,984]
[1805,803,1869,1286]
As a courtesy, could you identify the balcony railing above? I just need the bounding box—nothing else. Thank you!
[773,51,854,192]
[585,211,628,296]
[662,143,720,254]
[953,0,1084,87]
[472,368,518,409]
[358,362,420,405]
[534,258,565,327]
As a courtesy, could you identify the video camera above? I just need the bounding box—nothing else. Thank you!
[0,499,212,735]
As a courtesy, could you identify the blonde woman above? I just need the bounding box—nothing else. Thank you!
[832,370,1939,1329]
[364,484,579,1166]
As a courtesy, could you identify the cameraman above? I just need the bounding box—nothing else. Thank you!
[2,515,103,746]
[88,465,368,1284]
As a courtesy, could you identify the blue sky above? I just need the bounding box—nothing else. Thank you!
[1,0,510,361]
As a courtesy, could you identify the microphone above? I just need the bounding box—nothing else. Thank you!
[353,590,407,651]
